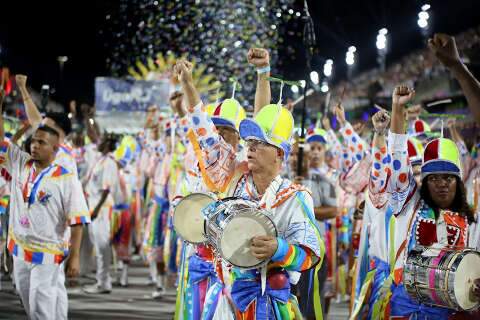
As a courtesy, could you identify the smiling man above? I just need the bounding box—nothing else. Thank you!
[0,105,90,319]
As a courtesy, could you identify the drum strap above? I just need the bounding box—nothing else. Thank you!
[392,199,423,283]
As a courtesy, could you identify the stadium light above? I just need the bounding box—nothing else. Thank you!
[320,82,329,93]
[310,71,319,84]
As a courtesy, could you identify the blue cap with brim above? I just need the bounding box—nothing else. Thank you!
[211,117,237,132]
[239,118,292,161]
[306,135,327,144]
[421,160,461,178]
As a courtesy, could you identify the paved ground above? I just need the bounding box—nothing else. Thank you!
[0,262,349,319]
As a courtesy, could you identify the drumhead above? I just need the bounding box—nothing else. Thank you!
[220,211,277,269]
[453,251,480,310]
[173,193,214,243]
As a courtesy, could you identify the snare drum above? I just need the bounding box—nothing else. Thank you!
[173,193,215,244]
[204,198,277,269]
[404,246,480,311]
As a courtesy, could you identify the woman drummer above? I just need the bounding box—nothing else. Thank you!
[369,85,480,319]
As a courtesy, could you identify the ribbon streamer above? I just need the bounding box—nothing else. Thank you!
[277,81,285,105]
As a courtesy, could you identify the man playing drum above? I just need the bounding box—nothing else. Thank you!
[174,59,324,320]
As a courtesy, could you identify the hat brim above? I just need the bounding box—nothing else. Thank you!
[212,117,237,132]
[421,159,461,178]
[239,118,292,161]
[307,135,327,144]
[239,118,271,145]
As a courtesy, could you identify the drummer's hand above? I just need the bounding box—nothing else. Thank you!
[473,278,480,300]
[251,236,278,260]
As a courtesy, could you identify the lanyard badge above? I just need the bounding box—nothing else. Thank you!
[23,165,55,207]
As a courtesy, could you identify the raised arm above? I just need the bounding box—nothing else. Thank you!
[369,109,391,207]
[175,60,201,109]
[15,75,43,128]
[388,85,417,214]
[322,116,342,159]
[429,33,480,124]
[174,60,236,192]
[247,48,271,115]
[11,122,32,145]
[0,90,30,173]
[448,119,474,181]
[334,102,368,173]
[169,91,190,144]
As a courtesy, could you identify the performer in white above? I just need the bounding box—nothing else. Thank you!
[0,110,90,319]
[83,133,119,294]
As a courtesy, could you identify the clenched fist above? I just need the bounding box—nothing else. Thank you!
[173,60,194,85]
[372,109,390,134]
[392,85,415,107]
[247,48,270,68]
[428,33,462,69]
[15,74,28,88]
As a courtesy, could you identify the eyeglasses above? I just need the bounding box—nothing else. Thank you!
[246,140,271,150]
[426,174,456,184]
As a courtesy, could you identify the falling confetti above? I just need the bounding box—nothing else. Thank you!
[102,0,303,109]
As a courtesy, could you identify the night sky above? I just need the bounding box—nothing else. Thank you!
[0,0,479,108]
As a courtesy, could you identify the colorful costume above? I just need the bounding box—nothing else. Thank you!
[368,134,477,319]
[187,102,324,320]
[0,139,90,319]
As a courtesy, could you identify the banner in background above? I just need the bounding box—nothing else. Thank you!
[95,77,170,113]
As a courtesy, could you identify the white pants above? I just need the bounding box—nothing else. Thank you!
[89,206,112,290]
[13,256,68,320]
[79,225,94,276]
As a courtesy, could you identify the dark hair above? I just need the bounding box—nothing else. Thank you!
[420,176,475,224]
[45,112,72,136]
[99,133,118,153]
[36,125,60,138]
[23,135,32,154]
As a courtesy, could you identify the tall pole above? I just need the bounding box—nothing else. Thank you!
[297,0,315,177]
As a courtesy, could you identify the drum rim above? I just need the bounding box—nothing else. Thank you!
[449,250,480,311]
[404,247,480,311]
[173,192,216,244]
[218,214,278,270]
[216,205,277,269]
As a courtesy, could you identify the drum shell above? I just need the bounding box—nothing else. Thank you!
[404,247,480,311]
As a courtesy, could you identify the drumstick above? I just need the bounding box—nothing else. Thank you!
[339,86,346,102]
[425,98,452,108]
[332,86,346,113]
[374,104,390,114]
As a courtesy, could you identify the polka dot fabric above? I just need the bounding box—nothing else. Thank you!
[369,132,416,212]
[338,122,368,175]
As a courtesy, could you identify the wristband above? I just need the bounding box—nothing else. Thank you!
[271,238,289,262]
[256,65,271,75]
